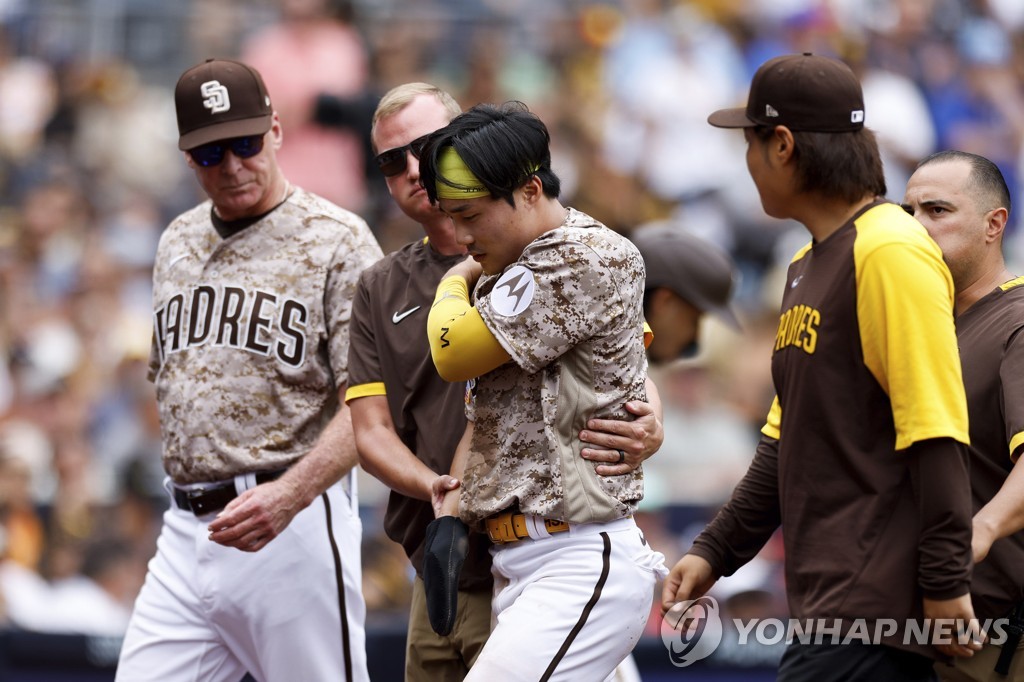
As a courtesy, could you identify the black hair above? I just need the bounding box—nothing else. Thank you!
[916,150,1011,215]
[420,101,561,207]
[752,126,887,203]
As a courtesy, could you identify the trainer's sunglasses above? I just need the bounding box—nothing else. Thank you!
[188,135,265,168]
[375,134,431,177]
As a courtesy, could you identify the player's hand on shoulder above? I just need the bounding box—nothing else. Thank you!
[661,554,717,615]
[207,480,302,553]
[444,256,482,288]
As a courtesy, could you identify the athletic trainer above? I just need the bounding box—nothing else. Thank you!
[903,150,1024,682]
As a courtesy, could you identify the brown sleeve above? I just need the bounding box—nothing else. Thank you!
[907,437,972,600]
[688,434,781,577]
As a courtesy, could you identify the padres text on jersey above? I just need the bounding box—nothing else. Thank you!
[774,304,821,354]
[153,285,307,367]
[148,189,383,484]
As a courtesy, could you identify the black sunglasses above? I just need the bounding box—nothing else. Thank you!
[375,134,431,177]
[188,135,265,168]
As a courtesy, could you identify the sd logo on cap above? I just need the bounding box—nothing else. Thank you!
[175,58,273,151]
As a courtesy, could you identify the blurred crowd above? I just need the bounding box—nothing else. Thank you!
[0,0,1020,641]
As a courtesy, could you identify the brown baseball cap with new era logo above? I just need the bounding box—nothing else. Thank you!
[708,53,865,133]
[175,58,273,150]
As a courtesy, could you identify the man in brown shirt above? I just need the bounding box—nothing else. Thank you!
[903,150,1024,681]
[662,54,978,681]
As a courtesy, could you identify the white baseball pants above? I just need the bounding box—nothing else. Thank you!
[467,516,666,681]
[116,476,367,682]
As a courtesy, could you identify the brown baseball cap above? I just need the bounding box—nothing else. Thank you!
[631,224,741,330]
[175,58,273,150]
[708,53,865,132]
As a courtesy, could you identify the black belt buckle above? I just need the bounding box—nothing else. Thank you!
[183,485,229,516]
[173,469,286,516]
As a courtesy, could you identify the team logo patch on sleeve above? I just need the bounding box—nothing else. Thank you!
[490,265,535,317]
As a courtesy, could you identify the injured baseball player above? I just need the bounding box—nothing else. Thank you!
[422,101,668,681]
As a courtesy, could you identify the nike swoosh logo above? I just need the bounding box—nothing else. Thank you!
[169,254,189,269]
[392,306,421,324]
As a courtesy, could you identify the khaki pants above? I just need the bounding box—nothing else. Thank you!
[936,639,1024,682]
[405,576,492,682]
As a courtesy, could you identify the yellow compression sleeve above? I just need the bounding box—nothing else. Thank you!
[427,276,512,382]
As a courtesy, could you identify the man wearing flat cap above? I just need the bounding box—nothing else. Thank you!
[662,53,979,680]
[116,58,381,681]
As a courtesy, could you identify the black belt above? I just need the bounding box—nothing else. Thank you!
[172,469,286,516]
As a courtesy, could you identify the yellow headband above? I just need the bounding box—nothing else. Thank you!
[436,147,490,199]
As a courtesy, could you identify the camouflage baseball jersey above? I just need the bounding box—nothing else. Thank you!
[148,188,383,484]
[460,208,647,527]
[957,276,1024,620]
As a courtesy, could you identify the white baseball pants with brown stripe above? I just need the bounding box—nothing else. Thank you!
[115,476,367,682]
[467,516,667,681]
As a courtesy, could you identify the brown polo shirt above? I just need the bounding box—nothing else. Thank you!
[957,276,1024,620]
[346,238,491,590]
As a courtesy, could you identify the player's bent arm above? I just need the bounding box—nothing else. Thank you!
[907,437,972,600]
[281,385,358,504]
[350,394,439,501]
[209,385,357,551]
[975,332,1024,562]
[972,457,1024,563]
[427,275,511,382]
[581,378,664,475]
[432,422,472,518]
[688,434,782,577]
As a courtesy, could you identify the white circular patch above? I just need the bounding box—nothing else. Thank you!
[490,265,536,317]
